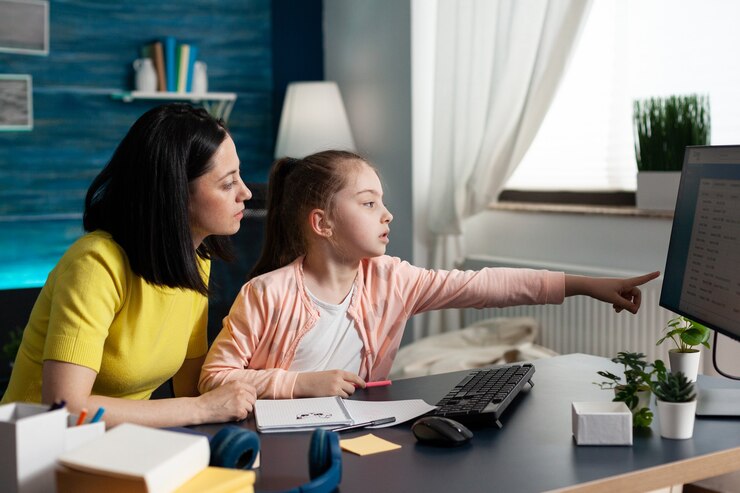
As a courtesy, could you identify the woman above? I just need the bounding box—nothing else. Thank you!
[2,104,257,427]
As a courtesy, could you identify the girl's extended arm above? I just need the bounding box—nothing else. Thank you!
[43,358,256,428]
[564,271,660,314]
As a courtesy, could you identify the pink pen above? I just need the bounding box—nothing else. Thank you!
[365,380,392,388]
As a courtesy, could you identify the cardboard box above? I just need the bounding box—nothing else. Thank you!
[572,401,632,446]
[0,402,67,493]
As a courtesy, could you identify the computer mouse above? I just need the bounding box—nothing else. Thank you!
[411,416,473,447]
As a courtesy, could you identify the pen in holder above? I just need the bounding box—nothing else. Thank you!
[66,412,105,451]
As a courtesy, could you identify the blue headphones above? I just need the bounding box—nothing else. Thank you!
[209,426,342,493]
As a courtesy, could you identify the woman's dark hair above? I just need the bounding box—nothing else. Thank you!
[84,103,233,295]
[249,150,367,279]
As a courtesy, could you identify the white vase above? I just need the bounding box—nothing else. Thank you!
[192,61,208,93]
[133,58,157,92]
[656,399,697,439]
[669,349,701,382]
[636,171,682,211]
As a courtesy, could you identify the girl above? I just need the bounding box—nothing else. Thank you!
[199,150,659,399]
[2,104,257,427]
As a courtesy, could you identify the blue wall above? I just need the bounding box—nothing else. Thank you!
[0,0,274,289]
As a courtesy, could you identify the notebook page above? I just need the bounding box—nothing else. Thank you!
[254,397,352,431]
[343,399,436,428]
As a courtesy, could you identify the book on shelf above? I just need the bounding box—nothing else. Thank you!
[151,41,166,92]
[56,423,209,493]
[177,43,190,93]
[164,36,177,92]
[186,44,198,92]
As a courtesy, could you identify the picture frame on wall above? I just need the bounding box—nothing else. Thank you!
[0,74,33,131]
[0,0,49,55]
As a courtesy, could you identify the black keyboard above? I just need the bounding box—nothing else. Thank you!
[430,363,535,428]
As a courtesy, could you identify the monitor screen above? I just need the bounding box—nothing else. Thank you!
[660,145,740,342]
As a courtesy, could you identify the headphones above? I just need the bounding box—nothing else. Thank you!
[209,426,342,493]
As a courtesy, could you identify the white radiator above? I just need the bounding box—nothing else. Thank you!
[460,256,677,363]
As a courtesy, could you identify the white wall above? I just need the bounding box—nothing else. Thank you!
[323,0,413,264]
[463,210,672,275]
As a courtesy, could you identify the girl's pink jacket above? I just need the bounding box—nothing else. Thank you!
[199,255,564,399]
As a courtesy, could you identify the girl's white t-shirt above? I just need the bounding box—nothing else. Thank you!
[289,286,363,374]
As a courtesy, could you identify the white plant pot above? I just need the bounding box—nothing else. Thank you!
[636,171,682,211]
[656,399,697,439]
[668,349,701,382]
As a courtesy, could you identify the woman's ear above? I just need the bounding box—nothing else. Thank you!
[308,209,333,238]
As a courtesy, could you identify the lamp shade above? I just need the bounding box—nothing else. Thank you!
[274,81,356,158]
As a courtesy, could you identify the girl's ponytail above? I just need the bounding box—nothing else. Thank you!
[248,150,367,280]
[248,157,300,279]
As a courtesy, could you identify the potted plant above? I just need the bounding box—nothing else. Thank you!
[656,316,710,382]
[633,94,710,210]
[653,370,697,439]
[2,326,24,369]
[594,351,666,428]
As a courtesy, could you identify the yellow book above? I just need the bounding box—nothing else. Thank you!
[174,467,256,493]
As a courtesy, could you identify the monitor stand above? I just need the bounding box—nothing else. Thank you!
[695,335,740,417]
[696,387,740,417]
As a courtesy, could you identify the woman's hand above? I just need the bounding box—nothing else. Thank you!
[565,271,660,314]
[195,380,257,424]
[294,370,365,398]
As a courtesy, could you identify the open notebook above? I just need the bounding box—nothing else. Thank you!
[254,397,435,433]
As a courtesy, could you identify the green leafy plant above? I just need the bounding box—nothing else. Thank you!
[2,326,24,366]
[594,351,666,428]
[633,94,711,171]
[653,371,696,403]
[656,316,711,353]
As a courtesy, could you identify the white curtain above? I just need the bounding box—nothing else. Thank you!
[422,0,593,336]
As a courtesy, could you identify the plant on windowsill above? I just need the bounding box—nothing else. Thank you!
[656,316,710,383]
[633,93,711,211]
[594,351,666,428]
[653,370,697,439]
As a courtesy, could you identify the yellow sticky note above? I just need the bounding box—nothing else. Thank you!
[340,433,402,456]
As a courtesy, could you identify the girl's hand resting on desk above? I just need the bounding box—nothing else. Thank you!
[294,370,365,398]
[565,271,660,314]
[196,380,257,423]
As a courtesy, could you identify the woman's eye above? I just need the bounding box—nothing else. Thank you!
[223,180,237,190]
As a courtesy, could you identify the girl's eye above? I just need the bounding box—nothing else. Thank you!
[364,202,375,208]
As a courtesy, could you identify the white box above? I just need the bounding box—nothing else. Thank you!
[572,401,632,446]
[65,413,105,451]
[0,402,67,493]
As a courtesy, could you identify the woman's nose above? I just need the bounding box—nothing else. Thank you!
[240,182,252,202]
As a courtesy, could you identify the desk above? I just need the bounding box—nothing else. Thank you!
[195,354,740,492]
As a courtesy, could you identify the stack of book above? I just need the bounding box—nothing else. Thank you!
[56,423,255,493]
[140,37,199,93]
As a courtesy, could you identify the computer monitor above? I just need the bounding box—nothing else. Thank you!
[660,145,740,343]
[660,145,740,416]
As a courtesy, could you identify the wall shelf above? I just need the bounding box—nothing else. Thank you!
[110,91,237,122]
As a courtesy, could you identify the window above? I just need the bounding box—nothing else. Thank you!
[505,0,740,192]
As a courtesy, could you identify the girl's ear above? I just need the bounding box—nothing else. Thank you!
[308,209,333,238]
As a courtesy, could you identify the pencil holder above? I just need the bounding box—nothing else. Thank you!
[65,413,105,451]
[0,402,67,493]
